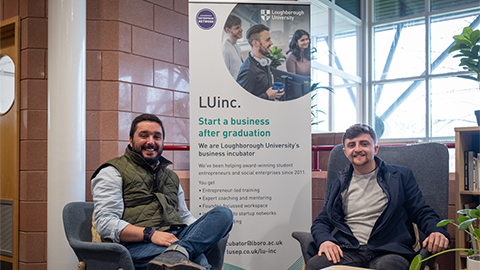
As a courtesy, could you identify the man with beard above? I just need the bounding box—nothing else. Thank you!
[306,124,449,270]
[91,114,233,270]
[222,15,244,79]
[236,24,284,100]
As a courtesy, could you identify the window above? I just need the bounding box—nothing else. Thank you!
[308,0,362,133]
[372,1,480,141]
[308,0,480,143]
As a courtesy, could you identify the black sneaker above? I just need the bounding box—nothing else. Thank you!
[147,250,205,270]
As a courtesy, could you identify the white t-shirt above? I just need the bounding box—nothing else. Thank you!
[341,168,388,245]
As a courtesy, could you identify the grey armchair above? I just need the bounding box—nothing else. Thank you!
[292,143,449,269]
[63,201,229,270]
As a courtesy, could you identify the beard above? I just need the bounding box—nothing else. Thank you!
[350,152,370,167]
[131,142,163,165]
[144,155,161,165]
[259,44,270,56]
[233,31,242,40]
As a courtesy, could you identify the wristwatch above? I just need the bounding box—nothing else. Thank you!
[143,227,154,242]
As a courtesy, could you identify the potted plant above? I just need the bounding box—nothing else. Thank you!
[409,205,480,270]
[310,82,334,125]
[448,26,480,125]
[266,45,286,70]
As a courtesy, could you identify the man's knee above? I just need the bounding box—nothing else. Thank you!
[305,255,333,270]
[371,254,409,270]
[210,206,233,225]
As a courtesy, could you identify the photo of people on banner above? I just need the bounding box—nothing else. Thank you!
[221,4,311,102]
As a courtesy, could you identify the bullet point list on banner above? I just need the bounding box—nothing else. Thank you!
[197,183,276,226]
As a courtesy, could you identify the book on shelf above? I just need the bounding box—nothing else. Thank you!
[464,151,478,191]
[477,153,480,191]
[475,156,478,191]
[465,151,469,190]
[469,151,474,191]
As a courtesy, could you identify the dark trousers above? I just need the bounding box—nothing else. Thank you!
[305,245,411,270]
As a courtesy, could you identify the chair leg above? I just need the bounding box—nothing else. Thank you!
[76,261,86,270]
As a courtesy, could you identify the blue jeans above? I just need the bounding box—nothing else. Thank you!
[305,245,411,270]
[125,206,233,270]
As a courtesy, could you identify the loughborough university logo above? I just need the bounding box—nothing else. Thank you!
[261,9,271,21]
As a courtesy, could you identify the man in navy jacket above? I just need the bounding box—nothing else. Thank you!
[236,24,284,100]
[306,124,449,270]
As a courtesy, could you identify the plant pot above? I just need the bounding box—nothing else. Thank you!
[475,110,480,126]
[467,254,480,270]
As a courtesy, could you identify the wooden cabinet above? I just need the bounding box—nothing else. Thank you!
[455,126,480,269]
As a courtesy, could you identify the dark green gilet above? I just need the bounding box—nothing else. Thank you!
[93,146,185,232]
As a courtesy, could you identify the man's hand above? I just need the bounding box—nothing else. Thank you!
[422,232,448,254]
[266,87,284,100]
[120,225,179,246]
[151,231,179,247]
[318,241,343,264]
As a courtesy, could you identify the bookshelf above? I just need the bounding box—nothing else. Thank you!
[455,126,480,270]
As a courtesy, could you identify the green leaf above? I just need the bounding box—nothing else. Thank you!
[453,34,468,42]
[469,209,480,218]
[459,58,478,64]
[456,39,473,47]
[449,26,480,82]
[472,45,480,56]
[453,51,468,57]
[471,30,480,44]
[409,254,422,270]
[437,219,455,226]
[463,26,474,38]
[458,215,470,224]
[458,209,471,215]
[468,249,475,256]
[310,83,334,125]
[463,51,477,58]
[449,43,469,53]
[459,218,477,231]
[457,75,479,81]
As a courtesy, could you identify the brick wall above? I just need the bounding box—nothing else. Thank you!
[10,0,49,269]
[2,0,191,268]
[85,0,191,201]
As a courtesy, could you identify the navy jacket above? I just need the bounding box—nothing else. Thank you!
[309,157,450,257]
[236,54,272,100]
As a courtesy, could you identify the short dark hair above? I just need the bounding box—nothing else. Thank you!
[224,15,241,31]
[129,114,165,139]
[246,24,269,47]
[342,124,377,146]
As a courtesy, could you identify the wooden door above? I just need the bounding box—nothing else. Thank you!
[0,16,20,270]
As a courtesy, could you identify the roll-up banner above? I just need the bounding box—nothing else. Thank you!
[189,1,311,269]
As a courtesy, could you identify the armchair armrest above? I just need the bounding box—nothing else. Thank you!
[68,239,134,270]
[205,234,229,270]
[292,231,316,264]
